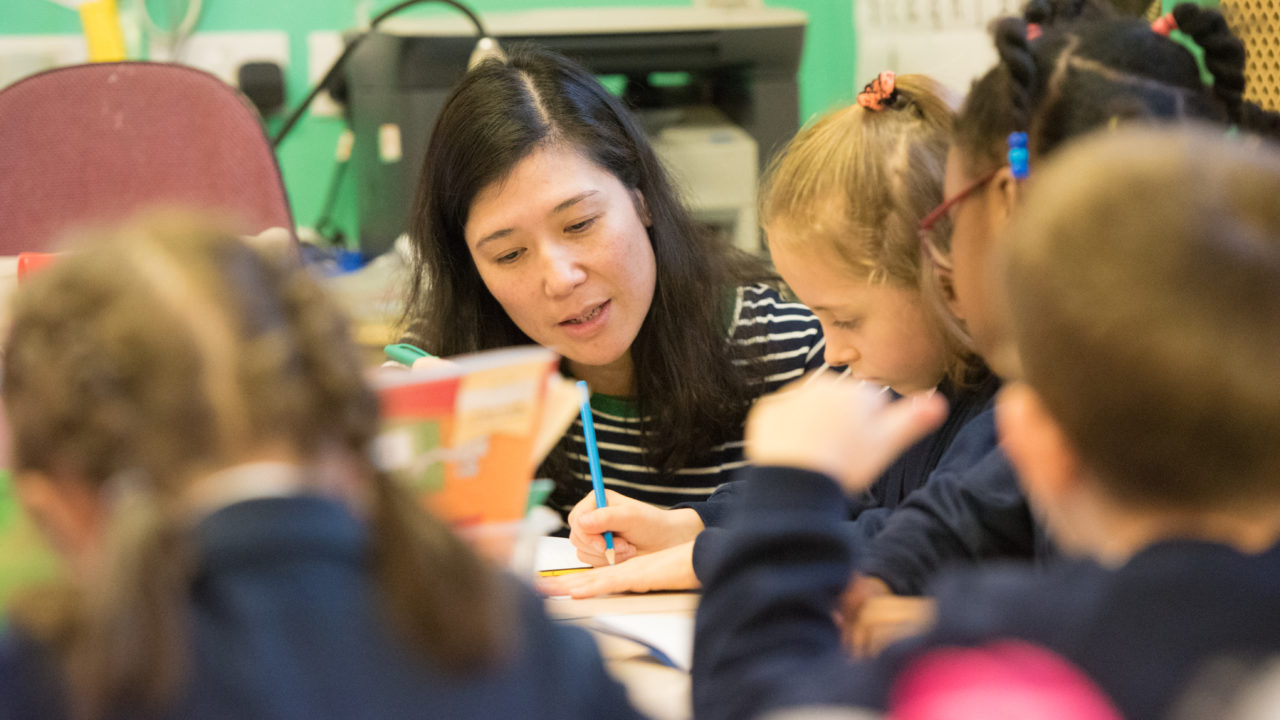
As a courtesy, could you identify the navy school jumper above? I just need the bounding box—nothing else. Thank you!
[855,404,1055,594]
[0,496,643,720]
[692,469,1280,720]
[687,372,1001,553]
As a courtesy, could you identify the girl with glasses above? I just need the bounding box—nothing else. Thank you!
[848,0,1280,653]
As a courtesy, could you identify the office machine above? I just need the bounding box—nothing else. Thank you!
[342,6,806,258]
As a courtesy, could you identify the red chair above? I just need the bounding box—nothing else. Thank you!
[0,62,294,255]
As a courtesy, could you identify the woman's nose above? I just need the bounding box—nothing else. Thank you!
[542,244,588,298]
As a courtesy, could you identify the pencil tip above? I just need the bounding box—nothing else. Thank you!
[605,548,616,566]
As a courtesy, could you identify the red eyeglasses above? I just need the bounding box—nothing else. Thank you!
[917,167,1001,271]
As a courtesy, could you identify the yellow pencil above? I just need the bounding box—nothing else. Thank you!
[538,566,593,577]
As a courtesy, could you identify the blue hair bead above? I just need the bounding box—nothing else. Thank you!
[1008,131,1030,180]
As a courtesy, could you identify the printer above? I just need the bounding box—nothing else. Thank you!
[341,6,806,258]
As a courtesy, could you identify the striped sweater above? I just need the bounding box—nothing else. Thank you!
[549,284,826,513]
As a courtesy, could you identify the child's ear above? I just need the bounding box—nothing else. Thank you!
[927,263,962,317]
[989,166,1020,227]
[13,470,105,569]
[995,382,1084,520]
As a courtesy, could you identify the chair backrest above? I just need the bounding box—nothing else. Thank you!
[0,62,294,255]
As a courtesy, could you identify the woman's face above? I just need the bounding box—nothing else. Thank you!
[940,145,1016,363]
[464,145,656,386]
[769,226,947,395]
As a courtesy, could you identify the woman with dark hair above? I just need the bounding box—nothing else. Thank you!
[401,45,826,517]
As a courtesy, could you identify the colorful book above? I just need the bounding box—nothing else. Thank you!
[373,345,575,527]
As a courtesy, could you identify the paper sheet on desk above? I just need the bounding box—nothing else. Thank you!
[538,538,700,614]
[536,536,589,574]
[588,613,694,672]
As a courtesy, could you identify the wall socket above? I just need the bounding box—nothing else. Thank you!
[307,31,345,118]
[0,31,288,94]
[0,35,86,88]
[169,30,289,89]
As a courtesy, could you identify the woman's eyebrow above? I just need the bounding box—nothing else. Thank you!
[476,228,514,250]
[475,190,601,249]
[554,190,598,213]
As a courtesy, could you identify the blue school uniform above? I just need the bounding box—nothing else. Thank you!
[855,407,1055,594]
[692,469,1280,720]
[688,373,1001,578]
[0,496,642,720]
[687,372,1000,532]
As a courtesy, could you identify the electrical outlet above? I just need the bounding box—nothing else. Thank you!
[307,31,345,118]
[171,30,289,90]
[0,35,87,89]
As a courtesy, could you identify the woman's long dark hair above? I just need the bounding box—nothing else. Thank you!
[403,45,771,480]
[956,0,1280,174]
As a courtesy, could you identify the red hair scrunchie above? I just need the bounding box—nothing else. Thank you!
[857,71,897,112]
[1151,12,1178,37]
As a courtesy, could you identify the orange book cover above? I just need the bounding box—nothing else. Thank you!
[374,346,561,526]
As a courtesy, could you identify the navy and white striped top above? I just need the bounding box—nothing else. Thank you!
[551,284,827,512]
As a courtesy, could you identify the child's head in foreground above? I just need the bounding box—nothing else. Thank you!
[760,73,979,392]
[995,126,1280,559]
[3,212,507,717]
[4,213,377,557]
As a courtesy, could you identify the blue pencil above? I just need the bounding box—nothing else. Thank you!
[576,380,615,565]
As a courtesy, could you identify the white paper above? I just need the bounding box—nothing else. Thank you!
[536,536,590,573]
[589,613,695,671]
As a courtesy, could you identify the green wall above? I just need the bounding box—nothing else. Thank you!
[1,0,1220,237]
[0,3,853,601]
[2,1,855,240]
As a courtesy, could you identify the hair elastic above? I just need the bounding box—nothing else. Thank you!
[857,71,898,112]
[1026,22,1043,41]
[1008,132,1030,180]
[1151,13,1177,37]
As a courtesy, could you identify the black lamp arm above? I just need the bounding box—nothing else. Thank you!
[271,0,489,148]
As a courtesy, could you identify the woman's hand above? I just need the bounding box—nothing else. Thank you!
[745,376,948,495]
[566,489,704,566]
[536,541,698,598]
[375,354,453,377]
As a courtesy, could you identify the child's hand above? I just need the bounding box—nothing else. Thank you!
[535,541,698,598]
[847,592,938,659]
[839,574,937,658]
[745,376,948,494]
[567,489,704,566]
[241,226,298,263]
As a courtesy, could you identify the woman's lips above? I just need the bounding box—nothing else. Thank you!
[561,300,608,325]
[559,299,611,336]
